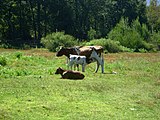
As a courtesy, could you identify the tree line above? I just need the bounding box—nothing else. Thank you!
[0,0,160,49]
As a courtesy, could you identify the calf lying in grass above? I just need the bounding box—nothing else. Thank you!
[55,67,85,80]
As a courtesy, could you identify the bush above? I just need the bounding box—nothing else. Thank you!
[14,52,23,59]
[136,40,155,51]
[0,56,7,66]
[138,48,147,53]
[85,38,131,53]
[104,39,123,53]
[0,43,12,49]
[41,32,77,52]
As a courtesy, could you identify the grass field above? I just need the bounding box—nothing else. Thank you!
[0,49,160,120]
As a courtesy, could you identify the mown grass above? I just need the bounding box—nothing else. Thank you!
[0,49,160,120]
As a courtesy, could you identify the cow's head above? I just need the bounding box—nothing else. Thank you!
[56,46,65,57]
[56,46,78,58]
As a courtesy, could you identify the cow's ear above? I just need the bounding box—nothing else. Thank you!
[90,47,95,51]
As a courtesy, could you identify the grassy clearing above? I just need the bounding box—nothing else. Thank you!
[0,49,160,120]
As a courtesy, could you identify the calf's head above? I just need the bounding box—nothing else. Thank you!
[55,67,64,74]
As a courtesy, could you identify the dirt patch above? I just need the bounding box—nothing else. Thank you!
[104,53,119,63]
[104,52,160,63]
[1,48,159,62]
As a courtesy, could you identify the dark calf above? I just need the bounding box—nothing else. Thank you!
[55,67,85,80]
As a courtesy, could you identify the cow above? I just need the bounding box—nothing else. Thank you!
[56,46,104,73]
[68,54,87,72]
[55,67,85,80]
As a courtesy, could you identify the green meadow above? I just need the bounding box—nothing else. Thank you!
[0,49,160,120]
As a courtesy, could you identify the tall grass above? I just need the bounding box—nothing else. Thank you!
[0,49,160,120]
[0,56,7,66]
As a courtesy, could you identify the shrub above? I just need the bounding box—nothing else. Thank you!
[136,40,154,51]
[22,44,31,50]
[14,52,23,59]
[85,38,129,53]
[0,43,12,49]
[0,56,7,66]
[104,39,123,53]
[119,46,134,52]
[85,38,106,46]
[138,48,147,53]
[41,32,76,52]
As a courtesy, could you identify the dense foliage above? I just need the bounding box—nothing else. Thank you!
[0,0,160,51]
[108,18,155,52]
[84,38,131,53]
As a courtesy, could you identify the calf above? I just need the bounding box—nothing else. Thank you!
[68,54,87,72]
[55,67,85,80]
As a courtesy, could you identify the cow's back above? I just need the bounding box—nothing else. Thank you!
[62,71,85,79]
[78,46,103,63]
[79,46,103,55]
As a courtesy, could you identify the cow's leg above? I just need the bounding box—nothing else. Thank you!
[82,64,85,72]
[67,65,69,70]
[66,58,69,64]
[77,64,79,71]
[101,54,104,73]
[101,58,104,73]
[73,64,79,71]
[73,64,76,70]
[68,61,72,70]
[95,61,99,73]
[73,64,78,71]
[70,63,73,70]
[67,58,69,69]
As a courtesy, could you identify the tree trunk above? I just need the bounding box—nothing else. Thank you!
[28,0,37,44]
[37,0,41,45]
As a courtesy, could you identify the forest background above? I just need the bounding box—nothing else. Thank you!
[0,0,160,52]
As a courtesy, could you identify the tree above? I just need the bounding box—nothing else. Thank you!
[147,0,160,32]
[108,17,153,51]
[0,0,150,47]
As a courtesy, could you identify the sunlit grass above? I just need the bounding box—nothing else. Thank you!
[0,49,160,120]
